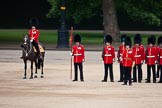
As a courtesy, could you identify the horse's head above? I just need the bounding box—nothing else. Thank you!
[21,34,31,52]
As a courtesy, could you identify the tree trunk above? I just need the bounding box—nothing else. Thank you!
[102,0,120,42]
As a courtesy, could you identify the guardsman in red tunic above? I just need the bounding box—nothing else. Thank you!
[157,36,162,83]
[28,26,42,59]
[71,34,85,82]
[156,37,161,78]
[145,35,157,83]
[122,36,135,86]
[117,34,126,82]
[132,34,144,83]
[101,35,115,82]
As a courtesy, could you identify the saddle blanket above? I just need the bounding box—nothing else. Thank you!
[33,45,44,52]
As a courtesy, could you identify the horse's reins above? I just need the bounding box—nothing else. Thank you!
[23,36,32,57]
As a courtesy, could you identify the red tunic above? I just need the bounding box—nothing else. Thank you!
[158,48,162,65]
[72,45,85,63]
[122,49,135,67]
[28,29,39,43]
[102,45,115,64]
[117,44,126,64]
[140,45,145,61]
[145,46,157,65]
[132,45,144,64]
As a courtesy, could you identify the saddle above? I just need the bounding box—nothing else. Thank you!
[33,44,45,53]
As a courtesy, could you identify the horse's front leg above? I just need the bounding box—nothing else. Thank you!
[34,60,38,78]
[41,60,44,78]
[30,61,33,79]
[23,60,27,79]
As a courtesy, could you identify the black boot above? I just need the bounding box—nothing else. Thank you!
[35,46,43,60]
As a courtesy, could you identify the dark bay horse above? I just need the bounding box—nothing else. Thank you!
[20,34,45,79]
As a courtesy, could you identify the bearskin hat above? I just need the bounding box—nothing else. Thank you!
[105,35,112,44]
[74,34,81,42]
[30,17,39,28]
[121,34,126,42]
[134,34,142,44]
[125,36,132,47]
[158,36,162,45]
[148,35,156,45]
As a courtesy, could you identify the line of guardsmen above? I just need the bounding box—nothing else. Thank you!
[71,34,162,85]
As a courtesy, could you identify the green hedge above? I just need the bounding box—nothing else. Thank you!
[0,29,161,45]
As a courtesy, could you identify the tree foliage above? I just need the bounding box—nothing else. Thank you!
[116,0,162,26]
[47,0,102,23]
[47,0,162,26]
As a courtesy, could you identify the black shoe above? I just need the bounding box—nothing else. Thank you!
[118,80,123,82]
[81,80,84,82]
[158,81,162,83]
[138,81,142,83]
[129,83,132,86]
[133,80,137,82]
[145,81,150,83]
[101,80,107,82]
[111,80,114,82]
[73,80,77,82]
[20,57,23,59]
[122,83,127,85]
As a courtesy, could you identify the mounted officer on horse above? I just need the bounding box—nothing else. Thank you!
[20,17,45,79]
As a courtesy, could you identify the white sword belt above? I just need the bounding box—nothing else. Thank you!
[147,56,155,58]
[134,55,141,57]
[104,54,112,56]
[74,54,82,56]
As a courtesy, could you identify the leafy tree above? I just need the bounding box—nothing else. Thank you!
[47,0,162,42]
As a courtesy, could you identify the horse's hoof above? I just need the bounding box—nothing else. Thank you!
[30,76,33,79]
[41,76,44,78]
[23,77,26,79]
[34,75,37,78]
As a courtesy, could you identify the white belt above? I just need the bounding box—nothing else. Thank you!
[147,56,155,58]
[104,54,112,56]
[74,54,82,56]
[120,54,122,56]
[134,55,141,57]
[160,56,162,58]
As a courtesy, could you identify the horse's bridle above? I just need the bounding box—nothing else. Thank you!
[23,35,32,57]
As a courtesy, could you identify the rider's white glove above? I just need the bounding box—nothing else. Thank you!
[30,39,33,42]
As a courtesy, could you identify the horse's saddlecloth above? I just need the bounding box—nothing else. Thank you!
[33,45,44,52]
